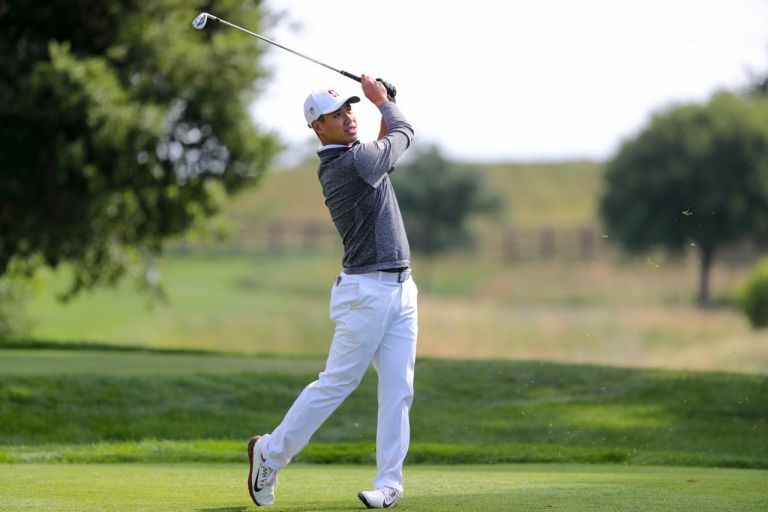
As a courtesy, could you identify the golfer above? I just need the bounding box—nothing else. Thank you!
[247,74,417,509]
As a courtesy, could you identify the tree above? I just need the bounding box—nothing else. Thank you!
[745,67,768,97]
[0,0,278,297]
[600,92,768,305]
[392,145,502,258]
[735,257,768,329]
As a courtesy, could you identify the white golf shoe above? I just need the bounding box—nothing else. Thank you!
[357,487,402,509]
[247,434,278,506]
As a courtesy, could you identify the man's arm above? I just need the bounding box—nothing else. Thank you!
[354,102,414,186]
[362,75,394,140]
[378,116,388,140]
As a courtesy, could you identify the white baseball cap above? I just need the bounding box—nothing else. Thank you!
[303,88,360,126]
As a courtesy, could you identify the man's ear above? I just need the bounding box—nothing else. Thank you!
[310,119,326,143]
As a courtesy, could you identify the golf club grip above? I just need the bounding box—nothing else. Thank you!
[341,71,361,82]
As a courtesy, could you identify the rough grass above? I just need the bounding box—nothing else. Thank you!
[1,349,765,468]
[22,251,765,374]
[1,463,767,512]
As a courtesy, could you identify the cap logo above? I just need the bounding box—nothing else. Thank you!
[309,106,315,116]
[327,89,339,98]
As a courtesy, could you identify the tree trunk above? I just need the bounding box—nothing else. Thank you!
[697,246,714,307]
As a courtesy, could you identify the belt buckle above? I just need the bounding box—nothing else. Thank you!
[397,268,411,283]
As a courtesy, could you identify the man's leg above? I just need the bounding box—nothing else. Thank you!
[264,275,389,470]
[370,278,418,493]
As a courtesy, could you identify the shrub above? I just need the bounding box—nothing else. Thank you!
[735,257,768,329]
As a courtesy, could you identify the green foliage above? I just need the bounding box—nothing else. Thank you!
[0,0,278,297]
[736,258,768,329]
[392,146,503,256]
[746,68,768,97]
[600,92,768,303]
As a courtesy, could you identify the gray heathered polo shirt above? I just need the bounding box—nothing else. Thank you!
[316,101,414,274]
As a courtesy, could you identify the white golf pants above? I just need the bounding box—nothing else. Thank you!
[264,270,418,493]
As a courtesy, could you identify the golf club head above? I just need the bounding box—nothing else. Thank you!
[192,12,211,30]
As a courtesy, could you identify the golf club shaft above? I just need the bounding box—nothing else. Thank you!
[209,15,361,83]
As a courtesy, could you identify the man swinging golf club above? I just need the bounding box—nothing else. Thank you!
[247,75,417,509]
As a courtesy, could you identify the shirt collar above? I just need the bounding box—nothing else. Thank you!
[318,143,349,151]
[317,140,361,152]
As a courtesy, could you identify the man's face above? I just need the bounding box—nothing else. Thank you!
[313,102,358,145]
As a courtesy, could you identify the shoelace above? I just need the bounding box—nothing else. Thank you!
[383,488,399,503]
[257,463,275,487]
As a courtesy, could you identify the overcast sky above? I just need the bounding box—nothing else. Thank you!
[248,0,768,164]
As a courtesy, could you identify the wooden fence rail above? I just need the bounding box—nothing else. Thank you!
[175,222,614,260]
[173,221,764,263]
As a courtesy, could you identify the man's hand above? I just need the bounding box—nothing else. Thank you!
[376,78,396,103]
[361,74,389,107]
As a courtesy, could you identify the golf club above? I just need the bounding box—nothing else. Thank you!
[192,12,362,83]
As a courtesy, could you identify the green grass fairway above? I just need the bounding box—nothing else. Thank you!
[1,463,766,511]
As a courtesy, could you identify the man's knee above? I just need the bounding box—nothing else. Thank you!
[314,370,366,398]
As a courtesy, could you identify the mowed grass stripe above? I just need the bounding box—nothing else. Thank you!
[1,463,766,512]
[0,348,325,376]
[3,440,765,469]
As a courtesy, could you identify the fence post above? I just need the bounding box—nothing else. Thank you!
[503,229,518,260]
[267,222,285,253]
[539,228,555,260]
[578,227,595,260]
[303,224,320,251]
